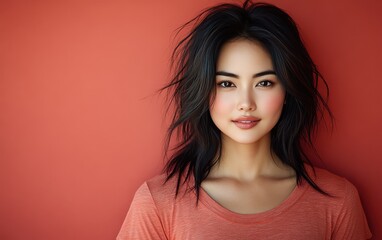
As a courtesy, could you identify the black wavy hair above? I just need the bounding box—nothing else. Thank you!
[161,0,333,200]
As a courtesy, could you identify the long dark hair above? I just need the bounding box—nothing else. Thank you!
[161,0,333,200]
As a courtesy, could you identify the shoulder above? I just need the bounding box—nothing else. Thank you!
[144,173,178,199]
[304,166,372,238]
[306,166,356,197]
[310,167,372,238]
[135,173,189,210]
[128,176,166,212]
[301,166,361,215]
[116,175,176,240]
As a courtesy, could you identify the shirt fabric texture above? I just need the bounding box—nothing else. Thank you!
[117,167,372,240]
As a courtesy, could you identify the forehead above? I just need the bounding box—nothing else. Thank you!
[216,39,273,73]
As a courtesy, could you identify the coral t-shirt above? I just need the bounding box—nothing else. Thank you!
[117,167,371,239]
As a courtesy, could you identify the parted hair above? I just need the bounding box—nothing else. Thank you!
[161,0,333,200]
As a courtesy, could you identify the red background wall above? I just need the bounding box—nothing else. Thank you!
[1,0,381,239]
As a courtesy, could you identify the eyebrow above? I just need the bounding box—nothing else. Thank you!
[215,70,276,78]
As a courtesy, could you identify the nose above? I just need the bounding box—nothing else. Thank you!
[237,88,256,111]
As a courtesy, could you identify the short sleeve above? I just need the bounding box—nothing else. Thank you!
[332,180,372,240]
[116,182,168,240]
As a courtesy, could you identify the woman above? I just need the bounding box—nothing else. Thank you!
[117,1,371,239]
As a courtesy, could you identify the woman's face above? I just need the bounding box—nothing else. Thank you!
[210,39,286,145]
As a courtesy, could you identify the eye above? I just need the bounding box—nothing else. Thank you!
[256,80,273,87]
[217,81,235,88]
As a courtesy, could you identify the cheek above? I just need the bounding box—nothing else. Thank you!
[210,92,235,116]
[258,91,285,115]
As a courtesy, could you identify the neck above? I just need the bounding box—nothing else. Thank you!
[210,134,289,181]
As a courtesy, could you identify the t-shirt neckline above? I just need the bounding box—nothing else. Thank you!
[197,178,309,224]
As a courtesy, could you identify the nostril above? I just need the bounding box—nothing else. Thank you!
[239,105,255,111]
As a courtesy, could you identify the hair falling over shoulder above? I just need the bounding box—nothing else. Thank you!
[160,0,333,201]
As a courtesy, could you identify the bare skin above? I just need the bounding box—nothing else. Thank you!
[201,135,296,214]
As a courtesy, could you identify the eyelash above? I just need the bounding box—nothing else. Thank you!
[256,80,273,87]
[217,81,235,88]
[217,80,273,88]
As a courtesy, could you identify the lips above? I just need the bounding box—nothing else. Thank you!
[232,117,260,129]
